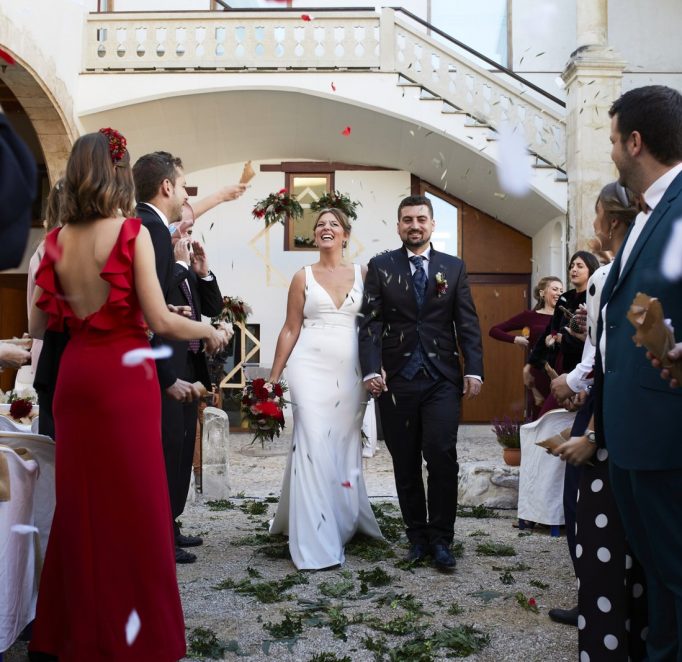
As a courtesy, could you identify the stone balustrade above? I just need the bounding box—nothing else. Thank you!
[84,8,565,169]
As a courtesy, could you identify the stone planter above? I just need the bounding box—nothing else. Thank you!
[502,447,521,467]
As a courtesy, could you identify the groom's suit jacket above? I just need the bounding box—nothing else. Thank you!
[596,171,682,470]
[359,246,483,385]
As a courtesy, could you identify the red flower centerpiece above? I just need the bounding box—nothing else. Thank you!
[9,398,33,420]
[212,295,252,325]
[252,189,303,227]
[240,378,288,446]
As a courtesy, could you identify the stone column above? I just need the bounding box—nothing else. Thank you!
[201,407,231,499]
[562,0,625,253]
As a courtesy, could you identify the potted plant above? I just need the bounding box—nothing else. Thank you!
[491,417,522,466]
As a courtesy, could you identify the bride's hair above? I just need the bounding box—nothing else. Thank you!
[60,131,135,225]
[313,207,351,234]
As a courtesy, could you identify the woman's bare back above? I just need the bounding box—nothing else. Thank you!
[54,217,127,319]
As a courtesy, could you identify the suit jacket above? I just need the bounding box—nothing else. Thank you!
[0,114,36,269]
[359,246,483,385]
[166,264,223,389]
[596,171,682,470]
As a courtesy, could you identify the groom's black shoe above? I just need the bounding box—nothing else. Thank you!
[404,543,429,563]
[176,533,203,548]
[548,605,579,626]
[431,543,456,571]
[175,546,197,564]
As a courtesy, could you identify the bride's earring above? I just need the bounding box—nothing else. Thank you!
[342,240,347,257]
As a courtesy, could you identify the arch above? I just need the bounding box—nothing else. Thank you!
[0,45,75,186]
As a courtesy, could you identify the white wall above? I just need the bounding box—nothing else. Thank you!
[185,163,410,365]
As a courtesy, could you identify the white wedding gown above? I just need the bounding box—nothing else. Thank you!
[270,264,382,569]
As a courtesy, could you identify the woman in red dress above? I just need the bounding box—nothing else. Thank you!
[28,129,226,661]
[489,276,563,420]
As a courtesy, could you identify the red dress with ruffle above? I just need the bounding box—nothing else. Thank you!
[29,218,186,661]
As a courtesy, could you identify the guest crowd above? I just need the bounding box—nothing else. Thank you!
[1,84,681,662]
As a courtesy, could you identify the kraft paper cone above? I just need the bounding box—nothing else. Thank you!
[239,161,255,185]
[627,292,682,383]
[535,427,572,452]
[192,382,208,398]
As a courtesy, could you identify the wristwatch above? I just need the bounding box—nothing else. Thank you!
[585,430,596,443]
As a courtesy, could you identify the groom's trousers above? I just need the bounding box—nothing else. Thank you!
[378,372,461,546]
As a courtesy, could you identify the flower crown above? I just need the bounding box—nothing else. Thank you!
[99,127,127,164]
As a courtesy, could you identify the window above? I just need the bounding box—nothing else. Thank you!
[421,184,461,257]
[429,0,509,68]
[285,172,333,251]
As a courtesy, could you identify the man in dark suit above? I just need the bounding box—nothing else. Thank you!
[359,195,483,570]
[132,152,228,563]
[597,85,682,659]
[0,108,36,270]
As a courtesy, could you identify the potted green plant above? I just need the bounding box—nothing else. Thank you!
[491,417,522,466]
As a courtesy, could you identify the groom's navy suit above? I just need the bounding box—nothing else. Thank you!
[359,246,483,545]
[596,169,682,659]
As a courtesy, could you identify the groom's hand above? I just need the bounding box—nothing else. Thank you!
[364,369,388,398]
[463,376,482,399]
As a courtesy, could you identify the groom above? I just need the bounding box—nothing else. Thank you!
[359,195,483,570]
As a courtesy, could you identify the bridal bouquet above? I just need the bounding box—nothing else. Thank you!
[240,378,288,446]
[252,189,303,227]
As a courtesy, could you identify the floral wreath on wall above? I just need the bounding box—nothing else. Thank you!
[310,190,361,221]
[252,189,303,227]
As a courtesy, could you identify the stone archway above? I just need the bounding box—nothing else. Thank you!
[0,46,75,185]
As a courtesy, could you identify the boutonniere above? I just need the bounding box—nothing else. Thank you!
[435,272,448,297]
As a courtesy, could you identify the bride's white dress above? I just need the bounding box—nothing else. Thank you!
[270,264,383,569]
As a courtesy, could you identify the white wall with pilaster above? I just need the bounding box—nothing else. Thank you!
[532,216,566,288]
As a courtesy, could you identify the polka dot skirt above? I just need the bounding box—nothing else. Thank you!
[575,448,648,661]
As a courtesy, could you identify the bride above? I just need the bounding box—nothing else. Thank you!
[269,208,382,569]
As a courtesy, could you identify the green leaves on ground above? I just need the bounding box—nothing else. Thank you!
[187,627,225,659]
[457,505,499,519]
[475,541,516,557]
[213,571,308,603]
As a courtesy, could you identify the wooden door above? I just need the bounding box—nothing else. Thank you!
[461,281,529,423]
[0,274,30,391]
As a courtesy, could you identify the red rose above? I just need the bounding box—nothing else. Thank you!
[10,399,32,419]
[252,378,266,389]
[528,598,537,607]
[255,401,282,419]
[273,383,284,397]
[278,188,288,195]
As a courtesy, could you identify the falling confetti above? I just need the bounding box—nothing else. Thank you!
[341,126,352,136]
[126,609,141,646]
[341,480,352,488]
[495,123,531,197]
[301,14,312,22]
[662,219,682,280]
[11,524,38,535]
[122,345,173,367]
[331,82,336,92]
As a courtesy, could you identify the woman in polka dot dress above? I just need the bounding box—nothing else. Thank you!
[553,183,648,660]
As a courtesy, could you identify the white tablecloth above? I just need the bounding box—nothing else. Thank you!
[0,432,55,652]
[0,446,40,652]
[517,409,576,526]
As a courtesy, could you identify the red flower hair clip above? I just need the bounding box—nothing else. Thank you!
[99,127,127,164]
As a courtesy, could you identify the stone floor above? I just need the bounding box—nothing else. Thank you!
[5,425,578,661]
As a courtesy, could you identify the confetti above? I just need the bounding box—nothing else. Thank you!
[125,609,141,646]
[11,524,38,534]
[122,345,172,367]
[301,14,312,21]
[341,126,352,136]
[341,480,352,488]
[331,82,336,91]
[495,123,531,197]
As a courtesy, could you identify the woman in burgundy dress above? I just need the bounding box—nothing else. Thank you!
[489,276,563,420]
[28,129,226,661]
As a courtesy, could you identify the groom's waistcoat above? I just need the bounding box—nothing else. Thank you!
[359,247,483,385]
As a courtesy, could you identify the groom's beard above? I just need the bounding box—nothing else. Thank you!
[403,236,429,249]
